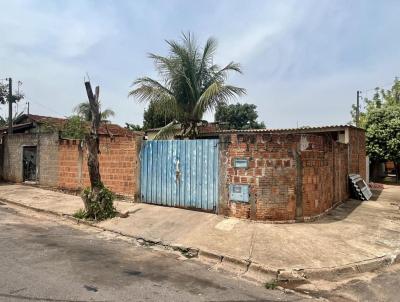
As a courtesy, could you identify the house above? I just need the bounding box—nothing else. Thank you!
[0,114,143,196]
[210,125,366,221]
[0,115,367,221]
[138,124,366,221]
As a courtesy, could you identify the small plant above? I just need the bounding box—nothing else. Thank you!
[61,115,87,139]
[265,280,278,290]
[73,208,87,219]
[40,120,60,133]
[81,183,117,221]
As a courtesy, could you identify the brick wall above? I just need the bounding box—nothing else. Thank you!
[58,139,80,189]
[348,128,366,179]
[301,140,350,217]
[1,132,59,186]
[219,133,298,221]
[334,142,349,204]
[0,138,3,180]
[58,135,140,196]
[219,131,358,221]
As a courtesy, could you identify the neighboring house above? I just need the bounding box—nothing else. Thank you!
[0,114,143,196]
[139,125,366,221]
[385,161,396,174]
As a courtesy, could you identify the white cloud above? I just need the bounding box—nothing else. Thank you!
[0,0,118,59]
[1,0,399,128]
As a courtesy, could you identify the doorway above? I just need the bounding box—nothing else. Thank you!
[23,146,37,182]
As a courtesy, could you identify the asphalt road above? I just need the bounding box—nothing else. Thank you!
[316,263,400,302]
[0,203,311,302]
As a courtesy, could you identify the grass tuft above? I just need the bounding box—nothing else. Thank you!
[73,208,87,220]
[265,280,278,290]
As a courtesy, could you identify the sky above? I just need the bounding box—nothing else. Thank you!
[1,0,400,129]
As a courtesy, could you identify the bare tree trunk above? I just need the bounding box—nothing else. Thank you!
[86,137,101,186]
[83,81,102,214]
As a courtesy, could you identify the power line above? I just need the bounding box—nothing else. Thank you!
[1,76,66,117]
[27,98,65,117]
[360,77,399,95]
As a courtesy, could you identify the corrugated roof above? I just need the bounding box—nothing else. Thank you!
[0,122,34,132]
[210,125,363,134]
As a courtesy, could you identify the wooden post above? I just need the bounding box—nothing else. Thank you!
[8,78,12,135]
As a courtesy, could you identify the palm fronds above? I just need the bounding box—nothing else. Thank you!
[74,101,115,122]
[153,120,180,140]
[130,32,245,139]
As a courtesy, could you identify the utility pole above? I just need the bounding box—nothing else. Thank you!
[356,90,361,127]
[27,101,30,115]
[8,78,12,135]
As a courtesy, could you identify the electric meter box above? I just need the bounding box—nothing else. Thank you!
[229,184,249,202]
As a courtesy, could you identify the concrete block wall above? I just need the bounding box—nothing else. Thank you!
[1,132,59,186]
[58,136,140,196]
[38,133,59,187]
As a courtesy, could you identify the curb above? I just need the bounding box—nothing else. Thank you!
[2,198,400,284]
[198,249,223,264]
[244,262,278,283]
[297,252,400,281]
[0,198,200,258]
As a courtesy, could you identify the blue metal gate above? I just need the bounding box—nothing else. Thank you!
[140,139,219,212]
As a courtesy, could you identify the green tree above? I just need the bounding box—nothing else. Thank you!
[129,33,245,139]
[1,82,24,127]
[73,102,115,122]
[353,78,400,182]
[61,115,87,139]
[350,78,400,128]
[125,101,176,132]
[365,106,400,182]
[143,101,177,130]
[0,83,7,105]
[125,123,143,131]
[0,82,24,105]
[215,102,265,130]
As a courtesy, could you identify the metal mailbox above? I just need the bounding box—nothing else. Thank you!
[229,184,249,202]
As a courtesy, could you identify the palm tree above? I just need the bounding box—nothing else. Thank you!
[73,102,115,122]
[129,33,245,139]
[0,112,24,128]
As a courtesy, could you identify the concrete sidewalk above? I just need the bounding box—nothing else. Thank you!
[1,183,400,280]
